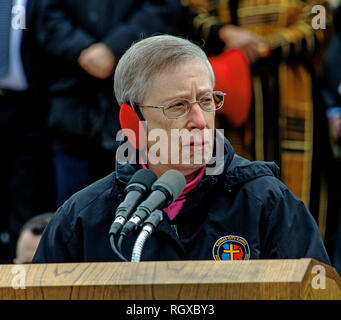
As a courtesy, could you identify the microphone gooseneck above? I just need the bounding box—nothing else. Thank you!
[131,209,164,262]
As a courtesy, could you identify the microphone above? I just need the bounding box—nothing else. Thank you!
[109,169,157,235]
[120,169,186,236]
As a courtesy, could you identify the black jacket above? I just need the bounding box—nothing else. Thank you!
[33,137,330,264]
[37,0,181,149]
[20,0,52,95]
[322,6,341,112]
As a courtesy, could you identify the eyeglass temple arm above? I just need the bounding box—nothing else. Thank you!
[138,104,165,110]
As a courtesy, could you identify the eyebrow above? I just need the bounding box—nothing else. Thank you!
[162,89,213,104]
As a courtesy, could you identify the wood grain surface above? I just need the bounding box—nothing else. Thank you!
[0,259,340,300]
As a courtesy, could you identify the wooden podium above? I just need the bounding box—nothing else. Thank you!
[0,259,340,300]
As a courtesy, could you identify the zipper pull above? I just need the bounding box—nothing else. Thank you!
[171,224,179,238]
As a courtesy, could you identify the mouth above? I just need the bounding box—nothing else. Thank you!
[187,141,210,151]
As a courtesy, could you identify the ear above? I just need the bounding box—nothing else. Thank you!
[119,103,147,150]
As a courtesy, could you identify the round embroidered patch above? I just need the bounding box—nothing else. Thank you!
[212,235,250,261]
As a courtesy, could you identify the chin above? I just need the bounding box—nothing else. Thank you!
[168,162,206,175]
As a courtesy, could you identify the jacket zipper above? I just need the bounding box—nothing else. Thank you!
[172,224,179,238]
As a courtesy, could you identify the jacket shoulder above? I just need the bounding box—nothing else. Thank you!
[222,154,295,208]
[61,172,118,218]
[224,155,280,188]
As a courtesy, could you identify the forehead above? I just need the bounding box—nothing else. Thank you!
[161,59,211,82]
[18,230,40,251]
[146,60,213,102]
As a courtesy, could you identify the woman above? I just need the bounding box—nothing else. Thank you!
[32,35,329,264]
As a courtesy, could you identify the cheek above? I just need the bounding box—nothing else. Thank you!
[146,118,175,150]
[206,112,216,128]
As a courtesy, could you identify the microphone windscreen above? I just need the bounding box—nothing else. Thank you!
[127,169,158,190]
[119,103,147,150]
[152,170,186,201]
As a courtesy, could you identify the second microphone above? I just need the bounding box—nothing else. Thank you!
[120,169,186,236]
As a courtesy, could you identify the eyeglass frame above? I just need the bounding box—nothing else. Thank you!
[135,90,226,119]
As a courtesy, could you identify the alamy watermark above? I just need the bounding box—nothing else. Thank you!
[311,264,326,290]
[11,265,26,290]
[312,5,326,30]
[115,126,225,175]
[11,5,26,30]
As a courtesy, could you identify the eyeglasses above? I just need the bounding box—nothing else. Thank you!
[137,91,226,119]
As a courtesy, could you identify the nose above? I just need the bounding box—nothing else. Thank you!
[187,102,207,130]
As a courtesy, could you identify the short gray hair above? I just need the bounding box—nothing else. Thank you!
[114,35,215,107]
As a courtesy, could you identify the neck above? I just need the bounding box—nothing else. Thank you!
[147,163,202,184]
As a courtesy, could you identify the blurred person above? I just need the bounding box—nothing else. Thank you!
[181,0,332,221]
[321,3,341,275]
[13,212,53,264]
[323,4,341,155]
[0,0,55,263]
[33,35,329,265]
[37,0,182,207]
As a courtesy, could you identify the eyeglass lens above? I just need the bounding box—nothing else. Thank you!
[164,92,224,118]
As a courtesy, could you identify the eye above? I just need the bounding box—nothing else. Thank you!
[167,100,187,109]
[200,95,214,105]
[203,97,213,103]
[164,100,188,118]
